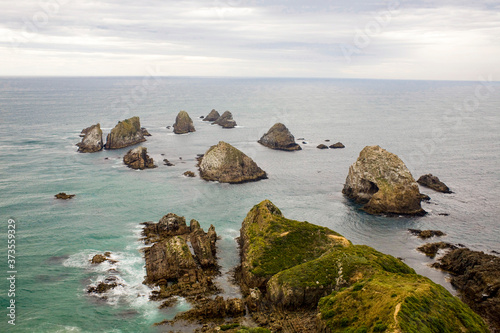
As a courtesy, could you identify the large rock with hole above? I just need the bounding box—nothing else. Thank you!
[213,111,237,128]
[203,109,220,122]
[342,145,425,216]
[173,110,195,134]
[258,123,301,151]
[77,123,103,153]
[198,141,267,183]
[105,116,146,149]
[123,147,156,170]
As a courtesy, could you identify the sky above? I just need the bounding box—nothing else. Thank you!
[1,0,499,80]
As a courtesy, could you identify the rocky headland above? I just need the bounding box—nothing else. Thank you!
[198,141,267,184]
[203,109,220,122]
[173,110,196,134]
[342,145,425,216]
[105,116,146,149]
[258,123,301,151]
[123,147,156,170]
[417,174,452,193]
[213,111,237,128]
[76,123,103,153]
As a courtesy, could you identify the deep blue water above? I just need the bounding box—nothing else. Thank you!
[0,77,499,332]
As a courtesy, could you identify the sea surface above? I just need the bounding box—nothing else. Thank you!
[0,77,499,332]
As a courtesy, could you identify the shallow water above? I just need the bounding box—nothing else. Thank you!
[0,77,499,332]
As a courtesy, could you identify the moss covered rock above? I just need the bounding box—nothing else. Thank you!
[76,123,103,153]
[105,116,146,149]
[258,123,301,151]
[173,110,196,134]
[199,141,267,184]
[342,145,425,216]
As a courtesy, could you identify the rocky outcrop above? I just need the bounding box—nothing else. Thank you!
[317,144,329,149]
[173,110,195,134]
[105,116,146,149]
[342,145,425,216]
[258,123,301,151]
[87,276,122,294]
[213,111,237,128]
[76,123,103,153]
[55,192,75,200]
[141,214,218,299]
[123,147,156,170]
[417,174,452,193]
[198,141,267,184]
[183,171,195,177]
[330,142,345,149]
[141,127,152,136]
[408,229,445,239]
[417,242,457,258]
[203,109,220,122]
[237,200,489,333]
[433,248,500,332]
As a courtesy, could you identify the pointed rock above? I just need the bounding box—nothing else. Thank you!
[77,123,103,153]
[213,111,237,128]
[198,141,267,183]
[173,111,195,134]
[258,123,301,151]
[203,109,220,122]
[105,116,146,149]
[123,147,156,170]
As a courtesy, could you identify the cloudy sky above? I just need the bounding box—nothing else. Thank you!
[1,0,499,80]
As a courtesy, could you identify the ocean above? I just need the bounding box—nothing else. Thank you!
[0,77,499,332]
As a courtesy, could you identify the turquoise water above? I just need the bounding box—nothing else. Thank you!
[0,77,499,332]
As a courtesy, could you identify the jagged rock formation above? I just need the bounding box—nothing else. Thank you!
[203,109,220,122]
[236,200,489,333]
[258,123,301,151]
[76,123,103,153]
[198,141,267,184]
[330,142,345,149]
[123,147,156,170]
[417,174,452,193]
[342,145,425,216]
[105,116,146,149]
[213,111,237,128]
[173,110,196,134]
[141,214,218,299]
[433,248,500,332]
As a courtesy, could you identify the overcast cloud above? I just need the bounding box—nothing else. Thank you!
[1,0,499,79]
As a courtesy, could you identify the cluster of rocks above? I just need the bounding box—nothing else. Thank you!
[317,142,345,149]
[206,110,237,128]
[87,252,122,296]
[408,228,446,239]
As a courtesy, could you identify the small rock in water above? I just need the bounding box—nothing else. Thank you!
[317,144,329,149]
[417,174,452,193]
[325,139,330,142]
[183,171,196,177]
[408,229,446,239]
[55,192,75,200]
[163,159,174,166]
[329,142,345,149]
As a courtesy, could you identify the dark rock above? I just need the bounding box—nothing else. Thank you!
[203,109,220,122]
[317,144,329,149]
[342,145,425,216]
[199,116,204,119]
[105,117,146,149]
[439,213,450,216]
[408,229,446,239]
[123,147,156,170]
[417,242,457,258]
[87,281,119,294]
[417,174,452,193]
[258,123,301,151]
[325,139,330,142]
[183,171,196,177]
[55,192,75,200]
[420,193,431,201]
[433,248,500,332]
[173,111,196,134]
[198,141,267,184]
[141,127,152,136]
[329,142,345,149]
[297,138,305,141]
[91,254,107,264]
[163,159,174,166]
[302,141,307,144]
[166,126,171,129]
[77,123,103,153]
[213,111,236,128]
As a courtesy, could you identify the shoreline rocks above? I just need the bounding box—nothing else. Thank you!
[417,174,452,193]
[173,111,196,134]
[105,116,146,149]
[258,123,301,151]
[198,141,267,184]
[123,147,156,170]
[213,111,236,128]
[77,123,103,153]
[203,109,220,122]
[342,145,425,216]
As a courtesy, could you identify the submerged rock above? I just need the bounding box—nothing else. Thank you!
[203,109,220,122]
[77,123,103,153]
[213,111,237,128]
[329,142,345,149]
[417,174,452,193]
[105,116,146,149]
[258,123,301,151]
[123,147,156,170]
[408,229,446,239]
[163,159,174,166]
[198,141,267,184]
[433,248,500,332]
[55,192,75,200]
[173,110,196,134]
[342,145,425,216]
